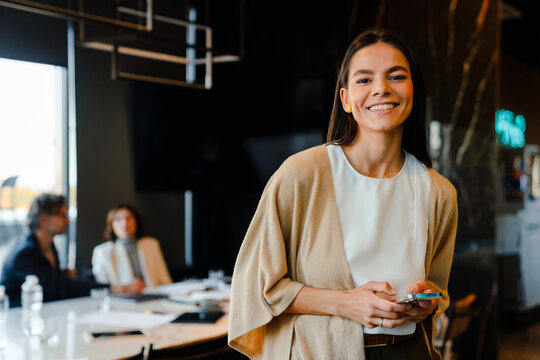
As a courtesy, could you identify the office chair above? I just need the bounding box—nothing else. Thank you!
[0,176,18,206]
[0,175,19,243]
[436,293,478,360]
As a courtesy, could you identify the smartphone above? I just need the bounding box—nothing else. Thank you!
[397,292,442,304]
[86,329,147,341]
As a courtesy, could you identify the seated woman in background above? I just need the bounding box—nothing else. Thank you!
[92,204,172,292]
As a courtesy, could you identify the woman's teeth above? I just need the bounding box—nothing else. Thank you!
[369,104,396,111]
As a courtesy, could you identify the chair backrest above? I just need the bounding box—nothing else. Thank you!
[447,252,499,360]
[0,175,20,245]
[137,237,173,287]
[0,175,18,209]
[446,293,477,340]
[0,176,18,189]
[435,292,479,359]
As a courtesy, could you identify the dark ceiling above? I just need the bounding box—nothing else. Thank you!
[501,0,540,72]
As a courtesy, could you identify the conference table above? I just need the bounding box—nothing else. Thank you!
[2,284,230,360]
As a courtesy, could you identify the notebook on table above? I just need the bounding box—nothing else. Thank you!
[170,311,225,324]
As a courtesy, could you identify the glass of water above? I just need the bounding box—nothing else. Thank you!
[40,317,59,347]
[90,288,110,312]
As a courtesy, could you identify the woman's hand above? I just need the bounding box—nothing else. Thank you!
[339,281,412,329]
[122,278,146,294]
[61,268,78,277]
[402,281,438,323]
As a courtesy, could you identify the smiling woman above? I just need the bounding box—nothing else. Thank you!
[228,29,457,360]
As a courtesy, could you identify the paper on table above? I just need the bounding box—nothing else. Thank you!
[77,311,177,329]
[190,287,231,301]
[152,281,231,300]
[152,281,209,296]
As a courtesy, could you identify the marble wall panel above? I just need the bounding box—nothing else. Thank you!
[373,0,500,246]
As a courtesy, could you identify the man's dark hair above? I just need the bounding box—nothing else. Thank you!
[27,193,66,231]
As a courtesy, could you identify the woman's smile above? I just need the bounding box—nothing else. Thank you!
[367,102,399,112]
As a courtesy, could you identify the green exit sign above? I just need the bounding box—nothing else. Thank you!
[495,109,526,148]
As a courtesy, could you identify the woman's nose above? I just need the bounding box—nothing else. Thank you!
[372,78,390,96]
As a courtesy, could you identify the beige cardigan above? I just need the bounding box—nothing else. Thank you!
[228,145,458,360]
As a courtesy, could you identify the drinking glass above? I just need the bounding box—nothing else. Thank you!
[90,288,110,312]
[40,317,59,347]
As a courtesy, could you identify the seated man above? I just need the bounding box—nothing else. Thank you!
[0,194,140,307]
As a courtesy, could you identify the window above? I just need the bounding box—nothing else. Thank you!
[0,57,76,270]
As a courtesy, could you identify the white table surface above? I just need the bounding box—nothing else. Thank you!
[1,296,229,360]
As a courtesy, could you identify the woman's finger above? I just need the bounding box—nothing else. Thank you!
[369,293,412,313]
[407,309,434,322]
[370,307,408,320]
[375,316,410,329]
[402,303,436,323]
[417,299,436,309]
[406,280,432,294]
[403,306,430,317]
[364,281,398,297]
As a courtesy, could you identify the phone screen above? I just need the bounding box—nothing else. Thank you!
[397,292,442,304]
[413,292,442,300]
[91,330,144,338]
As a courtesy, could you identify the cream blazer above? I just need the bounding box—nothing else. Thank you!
[228,145,458,360]
[92,237,172,287]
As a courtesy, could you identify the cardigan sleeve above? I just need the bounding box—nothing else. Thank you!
[228,169,305,358]
[423,172,458,360]
[426,181,458,317]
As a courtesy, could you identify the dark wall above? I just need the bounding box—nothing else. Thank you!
[75,48,187,274]
[75,47,138,270]
[500,54,540,146]
[0,5,67,66]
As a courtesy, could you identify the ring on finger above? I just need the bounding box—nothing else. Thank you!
[380,318,384,327]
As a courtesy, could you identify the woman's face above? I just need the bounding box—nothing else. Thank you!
[340,42,413,135]
[112,208,137,239]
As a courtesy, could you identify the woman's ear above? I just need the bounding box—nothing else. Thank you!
[340,88,350,112]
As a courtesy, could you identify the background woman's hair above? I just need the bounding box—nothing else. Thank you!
[103,203,144,242]
[326,28,432,168]
[27,193,66,231]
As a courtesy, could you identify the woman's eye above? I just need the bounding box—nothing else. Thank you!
[389,75,406,81]
[356,78,370,84]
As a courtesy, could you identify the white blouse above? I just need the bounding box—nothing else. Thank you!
[327,144,431,335]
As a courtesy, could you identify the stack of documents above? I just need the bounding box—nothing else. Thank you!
[77,311,177,328]
[151,280,231,302]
